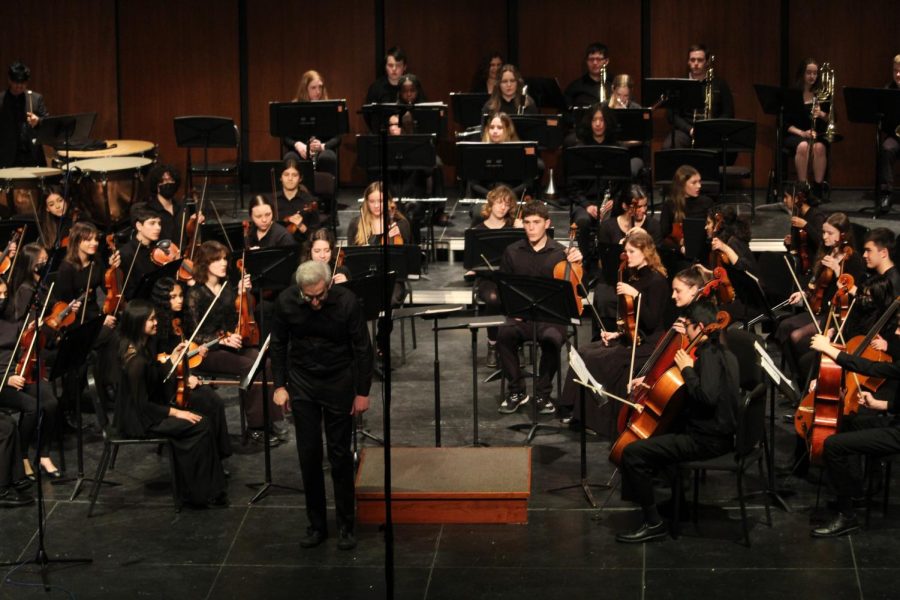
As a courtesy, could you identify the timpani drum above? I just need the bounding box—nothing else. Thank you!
[0,167,63,216]
[67,156,153,224]
[56,139,157,161]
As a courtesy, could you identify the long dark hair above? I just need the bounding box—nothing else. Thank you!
[708,205,752,244]
[64,221,101,268]
[151,277,180,342]
[118,299,155,360]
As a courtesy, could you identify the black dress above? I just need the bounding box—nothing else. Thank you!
[114,346,226,505]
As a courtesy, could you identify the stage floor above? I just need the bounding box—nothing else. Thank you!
[1,187,897,599]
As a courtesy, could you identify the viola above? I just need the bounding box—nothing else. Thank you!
[610,310,731,465]
[285,200,319,235]
[151,239,181,267]
[235,243,260,347]
[616,253,639,346]
[785,189,812,274]
[0,227,25,276]
[707,214,736,305]
[45,299,79,331]
[16,322,47,385]
[102,234,124,316]
[157,336,223,371]
[553,224,584,315]
[178,190,203,283]
[808,239,853,316]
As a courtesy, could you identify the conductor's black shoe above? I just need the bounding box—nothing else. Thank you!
[615,521,668,544]
[811,513,860,538]
[337,529,357,551]
[300,528,327,548]
[0,487,34,508]
[271,422,291,442]
[499,392,529,414]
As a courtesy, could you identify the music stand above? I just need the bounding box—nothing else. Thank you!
[564,146,632,200]
[456,141,539,194]
[173,116,238,200]
[356,134,437,189]
[268,100,349,142]
[844,87,900,215]
[682,217,708,261]
[694,119,757,206]
[493,272,581,442]
[463,228,526,270]
[200,221,245,253]
[450,92,490,129]
[754,85,803,205]
[132,260,183,301]
[523,77,568,112]
[643,78,704,147]
[507,115,564,150]
[245,246,301,340]
[36,112,97,214]
[405,105,448,140]
[613,108,653,144]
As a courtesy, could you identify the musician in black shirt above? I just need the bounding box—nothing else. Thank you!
[245,195,296,249]
[564,42,612,108]
[483,65,537,116]
[664,44,734,149]
[877,55,900,208]
[271,260,372,551]
[144,163,190,245]
[277,159,320,246]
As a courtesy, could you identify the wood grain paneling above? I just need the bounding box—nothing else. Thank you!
[789,0,897,188]
[246,0,375,185]
[118,0,240,177]
[0,1,118,144]
[650,0,781,190]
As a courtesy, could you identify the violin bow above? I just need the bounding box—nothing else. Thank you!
[270,167,280,221]
[627,292,642,390]
[5,226,26,284]
[79,259,95,325]
[782,255,822,335]
[331,241,343,281]
[114,241,143,316]
[164,283,225,383]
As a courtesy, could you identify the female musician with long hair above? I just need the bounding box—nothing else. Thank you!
[37,188,79,249]
[55,221,119,331]
[471,113,539,197]
[115,299,227,506]
[245,195,296,249]
[303,228,349,284]
[558,229,669,432]
[609,75,641,109]
[482,64,536,116]
[185,241,286,444]
[704,205,764,322]
[785,58,830,198]
[659,165,714,271]
[471,52,504,94]
[283,70,339,176]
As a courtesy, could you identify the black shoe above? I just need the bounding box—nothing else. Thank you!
[12,479,32,492]
[300,528,327,548]
[0,487,34,508]
[40,464,63,480]
[499,392,529,414]
[616,521,668,543]
[557,406,573,425]
[248,429,283,447]
[337,528,357,551]
[534,395,556,415]
[811,513,860,538]
[486,343,498,369]
[271,422,291,442]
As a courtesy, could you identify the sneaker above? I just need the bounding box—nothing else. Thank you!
[557,406,573,424]
[499,392,529,414]
[486,343,498,368]
[337,528,357,551]
[535,395,556,415]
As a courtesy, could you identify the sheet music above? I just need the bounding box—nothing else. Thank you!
[568,347,607,406]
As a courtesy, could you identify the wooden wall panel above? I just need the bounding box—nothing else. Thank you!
[789,0,898,188]
[246,0,375,185]
[650,0,781,190]
[118,0,240,177]
[0,0,118,147]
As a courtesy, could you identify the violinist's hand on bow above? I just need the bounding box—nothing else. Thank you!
[616,282,638,297]
[7,375,25,391]
[627,376,648,394]
[188,375,201,389]
[171,341,188,363]
[858,391,888,412]
[513,217,524,228]
[103,315,116,329]
[566,246,583,264]
[238,273,252,294]
[332,272,348,284]
[788,291,804,306]
[674,349,694,371]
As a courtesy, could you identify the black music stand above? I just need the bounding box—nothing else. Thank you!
[694,119,757,207]
[457,141,539,196]
[564,145,632,210]
[244,335,302,504]
[463,228,527,271]
[357,134,437,190]
[268,100,350,142]
[844,87,900,215]
[524,77,568,112]
[173,116,239,205]
[450,92,490,129]
[493,272,581,443]
[404,105,449,139]
[614,108,654,144]
[36,112,97,214]
[200,221,245,254]
[507,114,564,150]
[644,78,704,147]
[245,246,301,340]
[754,85,803,205]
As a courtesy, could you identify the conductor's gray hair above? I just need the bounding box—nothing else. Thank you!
[295,260,329,288]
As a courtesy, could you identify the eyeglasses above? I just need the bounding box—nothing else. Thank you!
[300,289,328,303]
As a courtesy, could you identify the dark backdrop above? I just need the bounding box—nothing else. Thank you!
[0,0,895,189]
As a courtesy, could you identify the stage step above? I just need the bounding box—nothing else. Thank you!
[355,447,532,524]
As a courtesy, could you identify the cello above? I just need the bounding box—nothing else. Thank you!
[610,310,731,465]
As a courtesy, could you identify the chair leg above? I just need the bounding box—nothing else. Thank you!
[736,468,751,547]
[865,456,874,528]
[671,470,682,539]
[884,460,892,516]
[109,445,120,470]
[692,469,700,524]
[758,456,772,527]
[88,444,112,517]
[166,443,182,512]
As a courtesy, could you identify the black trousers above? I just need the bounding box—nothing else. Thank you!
[621,431,733,508]
[474,277,501,342]
[0,381,58,457]
[823,415,900,503]
[0,414,24,488]
[879,136,899,191]
[292,398,355,534]
[497,319,565,397]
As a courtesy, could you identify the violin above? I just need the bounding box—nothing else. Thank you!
[808,236,853,316]
[610,310,731,465]
[45,299,79,331]
[0,226,25,276]
[16,321,47,385]
[235,242,260,347]
[172,317,183,337]
[784,189,812,274]
[178,188,204,283]
[384,199,404,245]
[285,200,319,235]
[102,234,124,316]
[157,336,224,372]
[151,239,181,267]
[553,224,584,315]
[616,252,639,345]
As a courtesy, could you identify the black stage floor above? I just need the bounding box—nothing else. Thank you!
[2,188,900,599]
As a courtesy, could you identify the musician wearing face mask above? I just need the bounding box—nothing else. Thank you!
[663,44,734,149]
[144,164,190,245]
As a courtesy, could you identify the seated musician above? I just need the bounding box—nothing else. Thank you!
[186,240,287,445]
[150,277,232,460]
[877,55,900,210]
[663,44,734,149]
[114,299,228,507]
[470,52,504,95]
[590,186,661,333]
[467,112,538,198]
[37,188,80,249]
[784,59,831,200]
[304,228,349,285]
[783,188,826,275]
[659,165,714,272]
[863,228,900,295]
[277,159,321,246]
[558,229,669,430]
[609,75,641,109]
[495,201,582,415]
[245,195,297,249]
[118,205,165,301]
[482,65,537,116]
[468,185,522,368]
[283,70,340,177]
[808,322,900,537]
[0,411,32,507]
[384,110,445,225]
[774,212,865,382]
[616,300,740,543]
[563,42,612,109]
[144,163,190,245]
[705,205,765,323]
[0,270,61,480]
[365,46,424,106]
